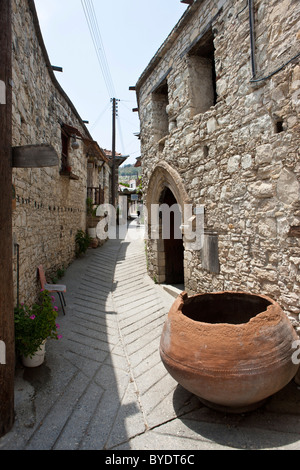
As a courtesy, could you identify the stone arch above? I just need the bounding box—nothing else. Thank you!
[145,161,191,285]
[145,161,191,216]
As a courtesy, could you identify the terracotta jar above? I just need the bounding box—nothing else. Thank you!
[160,291,299,413]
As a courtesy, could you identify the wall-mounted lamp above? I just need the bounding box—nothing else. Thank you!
[71,135,80,150]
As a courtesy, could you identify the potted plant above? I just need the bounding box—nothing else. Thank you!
[86,198,102,247]
[75,229,92,256]
[86,198,101,231]
[14,289,62,367]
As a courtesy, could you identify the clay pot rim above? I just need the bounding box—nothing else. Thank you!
[175,290,282,328]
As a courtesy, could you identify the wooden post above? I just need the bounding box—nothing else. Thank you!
[0,0,15,437]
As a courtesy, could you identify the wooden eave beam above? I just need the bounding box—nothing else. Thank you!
[12,144,59,168]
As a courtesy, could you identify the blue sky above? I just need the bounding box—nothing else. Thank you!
[34,0,188,165]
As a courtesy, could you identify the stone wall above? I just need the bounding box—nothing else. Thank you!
[11,0,96,305]
[136,0,300,328]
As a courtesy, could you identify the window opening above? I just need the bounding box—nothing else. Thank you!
[61,131,69,171]
[152,79,169,142]
[275,120,284,133]
[187,28,217,115]
[203,145,209,158]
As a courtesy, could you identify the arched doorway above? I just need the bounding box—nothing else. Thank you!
[160,187,184,284]
[145,161,191,286]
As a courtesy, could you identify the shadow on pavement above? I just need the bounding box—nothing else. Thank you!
[172,380,300,449]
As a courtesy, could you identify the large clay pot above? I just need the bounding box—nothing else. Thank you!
[160,291,299,413]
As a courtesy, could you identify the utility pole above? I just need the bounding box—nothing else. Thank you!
[111,98,120,208]
[0,0,15,437]
[111,98,116,207]
[111,98,117,208]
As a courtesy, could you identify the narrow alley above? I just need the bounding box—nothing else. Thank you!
[1,221,300,451]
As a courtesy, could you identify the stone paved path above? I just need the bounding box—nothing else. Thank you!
[1,221,300,451]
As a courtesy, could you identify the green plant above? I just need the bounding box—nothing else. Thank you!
[136,181,143,194]
[86,198,97,217]
[86,197,93,215]
[14,290,61,358]
[56,266,65,279]
[75,229,91,256]
[51,265,66,284]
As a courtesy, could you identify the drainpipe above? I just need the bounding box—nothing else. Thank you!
[248,0,300,83]
[248,0,256,79]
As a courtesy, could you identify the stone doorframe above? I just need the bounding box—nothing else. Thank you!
[145,161,192,284]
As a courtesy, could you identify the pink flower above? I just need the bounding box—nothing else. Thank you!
[57,335,62,339]
[30,315,36,320]
[54,306,58,312]
[56,324,60,329]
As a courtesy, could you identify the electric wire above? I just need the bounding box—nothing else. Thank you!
[119,101,140,126]
[81,0,116,99]
[82,0,115,98]
[250,52,300,83]
[117,116,125,155]
[90,101,111,131]
[244,0,300,83]
[81,0,130,157]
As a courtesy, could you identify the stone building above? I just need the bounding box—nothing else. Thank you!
[103,149,129,205]
[11,0,110,305]
[87,143,110,207]
[135,0,300,327]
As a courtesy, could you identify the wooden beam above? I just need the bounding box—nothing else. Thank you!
[202,231,220,274]
[12,144,59,168]
[0,0,15,438]
[50,65,63,72]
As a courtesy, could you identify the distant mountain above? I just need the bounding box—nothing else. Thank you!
[119,164,141,178]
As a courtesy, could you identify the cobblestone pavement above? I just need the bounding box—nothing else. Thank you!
[1,221,300,451]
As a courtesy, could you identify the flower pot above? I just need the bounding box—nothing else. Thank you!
[160,291,299,413]
[88,227,97,238]
[87,215,101,229]
[90,238,99,248]
[22,341,46,368]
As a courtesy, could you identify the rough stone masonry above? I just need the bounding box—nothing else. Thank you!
[136,0,300,331]
[11,0,99,306]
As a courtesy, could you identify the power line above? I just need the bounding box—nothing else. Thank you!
[90,101,111,131]
[81,1,129,157]
[81,0,116,99]
[117,116,125,155]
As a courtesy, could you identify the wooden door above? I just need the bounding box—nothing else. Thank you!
[161,189,184,284]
